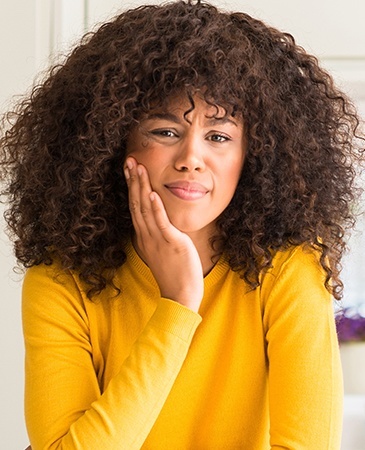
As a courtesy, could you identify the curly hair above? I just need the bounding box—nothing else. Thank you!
[0,0,364,299]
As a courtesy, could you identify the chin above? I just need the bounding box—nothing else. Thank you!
[168,214,215,237]
[170,221,200,234]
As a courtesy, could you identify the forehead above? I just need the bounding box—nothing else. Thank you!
[144,92,239,122]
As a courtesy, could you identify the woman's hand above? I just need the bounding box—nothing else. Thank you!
[124,157,204,313]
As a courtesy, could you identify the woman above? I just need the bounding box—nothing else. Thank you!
[1,1,364,448]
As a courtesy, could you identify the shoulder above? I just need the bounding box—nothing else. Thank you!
[262,244,324,285]
[22,260,89,319]
[260,244,330,311]
[258,245,335,344]
[23,259,81,295]
[22,259,125,315]
[22,261,95,351]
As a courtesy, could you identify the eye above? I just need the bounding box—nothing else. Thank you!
[150,129,178,138]
[208,133,231,143]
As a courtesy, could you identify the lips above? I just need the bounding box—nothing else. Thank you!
[164,181,209,201]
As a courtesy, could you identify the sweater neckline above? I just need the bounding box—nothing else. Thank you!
[125,240,230,290]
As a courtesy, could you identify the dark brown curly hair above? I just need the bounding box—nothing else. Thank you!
[1,0,364,299]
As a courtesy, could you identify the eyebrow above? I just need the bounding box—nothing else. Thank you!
[145,113,181,124]
[144,112,238,127]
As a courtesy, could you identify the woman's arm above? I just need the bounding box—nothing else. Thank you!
[24,156,206,449]
[262,246,343,449]
[23,265,201,449]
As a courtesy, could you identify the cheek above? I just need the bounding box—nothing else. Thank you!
[128,150,157,171]
[126,129,150,156]
[222,157,244,185]
[219,165,243,201]
[127,151,162,191]
[125,139,151,166]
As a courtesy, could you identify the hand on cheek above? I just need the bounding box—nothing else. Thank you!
[124,157,204,312]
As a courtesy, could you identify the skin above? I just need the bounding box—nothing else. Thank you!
[124,94,246,312]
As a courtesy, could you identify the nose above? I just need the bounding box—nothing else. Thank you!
[174,135,205,172]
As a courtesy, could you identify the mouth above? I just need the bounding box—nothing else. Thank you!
[164,181,209,201]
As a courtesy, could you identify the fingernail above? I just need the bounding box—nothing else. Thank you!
[137,166,143,176]
[124,167,130,180]
[150,192,155,201]
[126,159,133,170]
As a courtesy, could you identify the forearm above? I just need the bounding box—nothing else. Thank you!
[25,296,201,450]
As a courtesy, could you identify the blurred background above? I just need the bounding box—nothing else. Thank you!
[1,1,364,448]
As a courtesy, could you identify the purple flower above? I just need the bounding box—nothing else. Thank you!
[336,307,365,343]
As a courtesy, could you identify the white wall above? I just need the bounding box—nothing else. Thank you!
[1,1,364,448]
[0,1,42,447]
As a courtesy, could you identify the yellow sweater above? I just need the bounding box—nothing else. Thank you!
[22,243,343,449]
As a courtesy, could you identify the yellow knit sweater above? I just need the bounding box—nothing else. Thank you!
[22,242,343,449]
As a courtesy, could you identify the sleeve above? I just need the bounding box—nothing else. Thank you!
[22,264,202,450]
[261,246,343,450]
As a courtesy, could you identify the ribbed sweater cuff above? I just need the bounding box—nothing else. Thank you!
[149,298,202,343]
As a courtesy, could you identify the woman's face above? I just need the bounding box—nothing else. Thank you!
[126,94,246,239]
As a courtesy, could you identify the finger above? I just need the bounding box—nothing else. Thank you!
[149,191,182,243]
[124,157,147,236]
[125,158,178,243]
[136,164,165,235]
